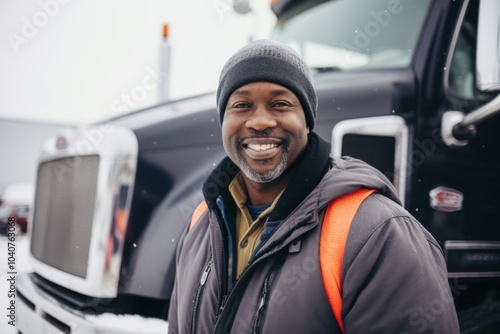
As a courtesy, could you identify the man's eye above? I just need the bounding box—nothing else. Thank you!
[272,101,289,108]
[234,102,251,108]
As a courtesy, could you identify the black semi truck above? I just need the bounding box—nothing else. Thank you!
[17,0,500,332]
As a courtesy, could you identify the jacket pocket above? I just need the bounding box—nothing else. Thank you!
[251,253,287,334]
[190,254,213,334]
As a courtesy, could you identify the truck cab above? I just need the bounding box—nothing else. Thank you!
[17,0,500,333]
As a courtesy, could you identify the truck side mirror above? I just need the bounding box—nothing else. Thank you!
[442,0,500,147]
[476,0,500,92]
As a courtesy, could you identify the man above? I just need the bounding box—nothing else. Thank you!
[168,39,460,333]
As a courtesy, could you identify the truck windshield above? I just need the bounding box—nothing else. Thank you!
[272,0,432,72]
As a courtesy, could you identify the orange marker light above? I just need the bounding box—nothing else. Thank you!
[163,24,169,39]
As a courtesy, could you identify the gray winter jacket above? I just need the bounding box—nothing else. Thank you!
[168,134,460,334]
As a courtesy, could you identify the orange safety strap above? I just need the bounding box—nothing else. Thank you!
[188,201,208,232]
[320,188,376,333]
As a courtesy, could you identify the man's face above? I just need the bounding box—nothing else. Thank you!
[222,81,309,183]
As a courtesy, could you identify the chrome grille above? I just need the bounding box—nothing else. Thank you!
[31,155,100,278]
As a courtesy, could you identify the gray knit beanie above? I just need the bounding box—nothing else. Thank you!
[216,39,317,130]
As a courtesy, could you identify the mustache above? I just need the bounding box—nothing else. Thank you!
[237,130,287,144]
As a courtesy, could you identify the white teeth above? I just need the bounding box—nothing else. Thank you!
[247,143,278,151]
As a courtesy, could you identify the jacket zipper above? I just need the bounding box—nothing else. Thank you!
[212,207,231,321]
[190,255,213,334]
[250,253,287,334]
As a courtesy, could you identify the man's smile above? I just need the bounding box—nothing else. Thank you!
[245,143,279,151]
[241,138,284,160]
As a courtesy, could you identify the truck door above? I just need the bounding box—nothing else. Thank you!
[420,0,500,327]
[426,0,500,274]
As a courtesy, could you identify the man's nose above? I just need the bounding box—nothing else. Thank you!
[245,106,277,131]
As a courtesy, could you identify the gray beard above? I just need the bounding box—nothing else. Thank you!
[237,149,288,183]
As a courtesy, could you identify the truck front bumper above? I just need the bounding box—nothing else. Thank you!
[17,273,168,334]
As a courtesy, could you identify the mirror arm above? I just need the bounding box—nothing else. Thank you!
[452,94,500,140]
[452,122,476,141]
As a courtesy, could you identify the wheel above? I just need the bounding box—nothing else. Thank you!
[458,301,500,333]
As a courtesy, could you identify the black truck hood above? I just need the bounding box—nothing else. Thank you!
[109,93,221,152]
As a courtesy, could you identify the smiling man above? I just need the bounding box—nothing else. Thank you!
[168,40,459,333]
[223,82,308,201]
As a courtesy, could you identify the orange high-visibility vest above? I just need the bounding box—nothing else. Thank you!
[188,188,376,334]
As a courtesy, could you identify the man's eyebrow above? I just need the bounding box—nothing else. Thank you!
[231,89,251,96]
[268,89,292,97]
[231,89,292,97]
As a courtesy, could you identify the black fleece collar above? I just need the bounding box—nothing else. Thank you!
[203,132,331,221]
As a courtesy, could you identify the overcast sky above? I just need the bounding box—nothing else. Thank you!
[0,0,275,124]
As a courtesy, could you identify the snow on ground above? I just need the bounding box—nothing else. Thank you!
[0,234,169,333]
[86,313,169,333]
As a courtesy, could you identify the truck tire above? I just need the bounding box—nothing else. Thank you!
[458,301,500,333]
